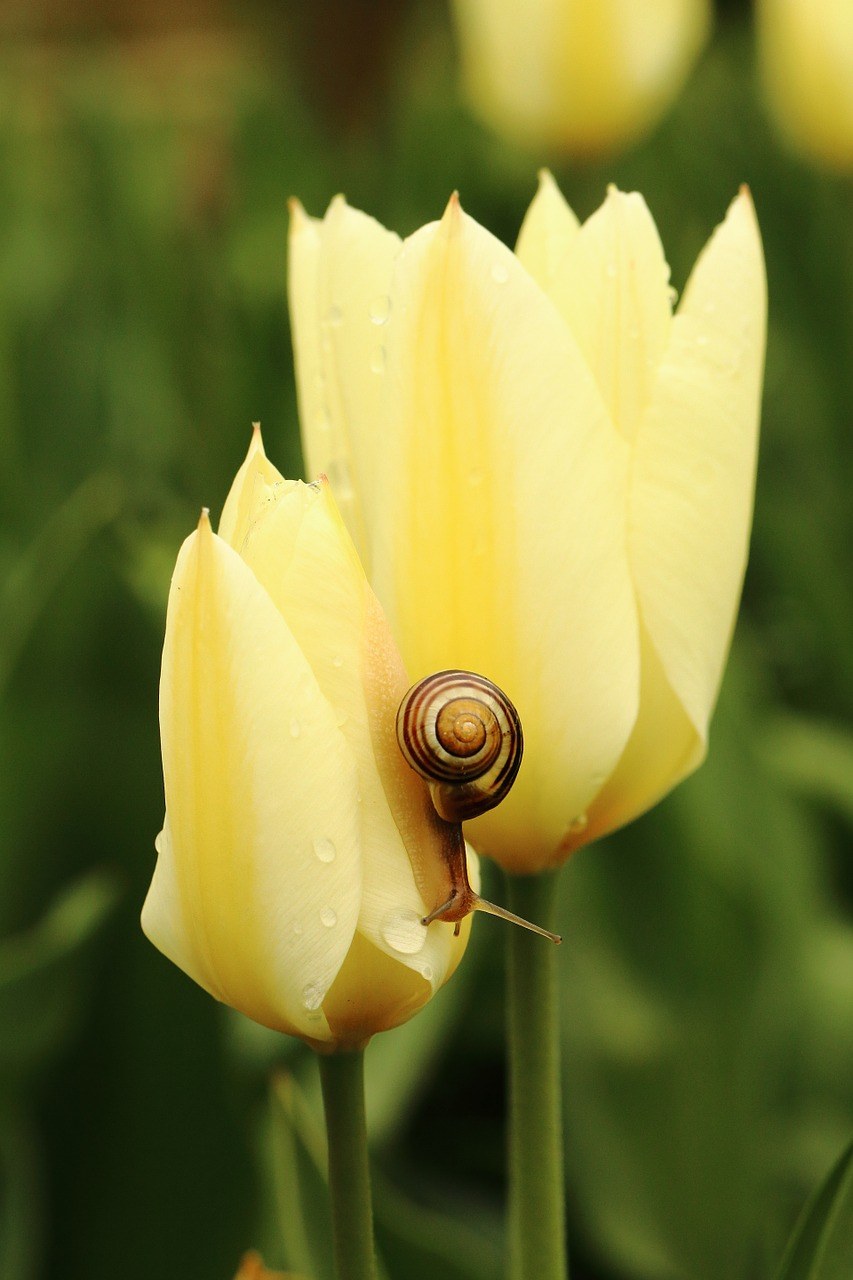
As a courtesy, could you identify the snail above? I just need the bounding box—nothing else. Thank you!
[397,670,560,944]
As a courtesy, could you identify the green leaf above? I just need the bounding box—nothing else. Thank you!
[762,716,853,828]
[775,1141,853,1280]
[0,871,119,1083]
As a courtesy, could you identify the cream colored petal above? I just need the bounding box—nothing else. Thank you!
[218,424,297,553]
[757,0,853,171]
[288,197,401,566]
[629,189,766,741]
[514,170,580,290]
[238,479,462,992]
[142,515,362,1043]
[371,198,640,873]
[562,625,703,854]
[545,185,673,444]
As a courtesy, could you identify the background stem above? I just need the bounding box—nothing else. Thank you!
[318,1049,377,1280]
[505,869,568,1280]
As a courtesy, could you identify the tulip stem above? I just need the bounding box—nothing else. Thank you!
[505,869,567,1280]
[318,1049,377,1280]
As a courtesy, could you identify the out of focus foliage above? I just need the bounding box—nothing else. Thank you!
[0,2,850,1278]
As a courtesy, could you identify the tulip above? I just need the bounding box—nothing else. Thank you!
[288,175,766,876]
[142,427,472,1050]
[757,0,853,171]
[448,0,711,157]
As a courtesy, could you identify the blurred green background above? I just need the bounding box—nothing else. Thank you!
[0,1,851,1277]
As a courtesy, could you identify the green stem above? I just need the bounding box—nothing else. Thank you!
[318,1049,377,1280]
[505,869,567,1280]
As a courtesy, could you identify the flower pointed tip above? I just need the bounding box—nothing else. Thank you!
[197,507,212,532]
[441,190,464,231]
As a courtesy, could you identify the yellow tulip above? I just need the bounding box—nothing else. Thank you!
[757,0,853,171]
[288,174,766,874]
[142,427,472,1050]
[448,0,711,156]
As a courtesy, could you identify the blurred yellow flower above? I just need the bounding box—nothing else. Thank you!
[288,175,766,874]
[448,0,711,156]
[757,0,853,171]
[142,427,471,1049]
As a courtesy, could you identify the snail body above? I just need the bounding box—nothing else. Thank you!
[396,670,560,944]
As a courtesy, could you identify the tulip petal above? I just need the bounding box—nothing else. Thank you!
[142,515,362,1042]
[238,479,462,991]
[371,197,640,871]
[514,169,580,291]
[629,189,766,740]
[288,197,401,566]
[218,426,299,554]
[542,185,674,445]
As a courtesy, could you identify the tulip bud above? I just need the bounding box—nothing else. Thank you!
[757,0,853,171]
[448,0,711,157]
[142,427,473,1050]
[288,176,766,874]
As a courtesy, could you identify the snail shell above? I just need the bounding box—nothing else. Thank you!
[396,670,523,823]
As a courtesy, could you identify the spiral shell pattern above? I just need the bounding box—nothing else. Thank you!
[396,670,523,823]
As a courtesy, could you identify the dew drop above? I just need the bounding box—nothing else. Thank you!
[419,963,434,982]
[368,294,392,325]
[332,654,344,669]
[667,285,679,307]
[568,812,589,834]
[289,717,301,739]
[302,981,324,1012]
[491,261,509,285]
[370,345,386,375]
[326,303,343,327]
[313,837,337,864]
[320,906,338,928]
[380,907,426,955]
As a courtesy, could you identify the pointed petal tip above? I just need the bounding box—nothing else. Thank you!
[441,190,463,229]
[197,507,211,531]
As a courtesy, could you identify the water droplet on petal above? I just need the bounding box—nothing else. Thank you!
[370,345,386,375]
[320,906,337,928]
[314,837,337,864]
[302,981,324,1011]
[327,458,354,503]
[368,294,392,325]
[667,285,679,307]
[491,261,509,284]
[381,907,426,955]
[289,717,301,739]
[419,963,434,982]
[332,654,344,668]
[568,813,589,834]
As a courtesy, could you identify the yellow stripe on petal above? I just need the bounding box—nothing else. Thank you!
[142,515,362,1042]
[372,196,640,871]
[629,189,766,740]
